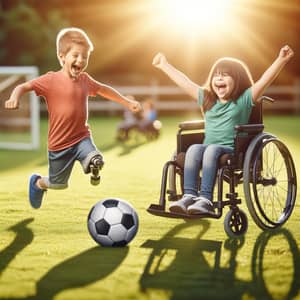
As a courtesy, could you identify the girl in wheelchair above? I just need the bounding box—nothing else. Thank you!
[152,45,294,215]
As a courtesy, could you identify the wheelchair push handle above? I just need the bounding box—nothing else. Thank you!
[260,96,275,103]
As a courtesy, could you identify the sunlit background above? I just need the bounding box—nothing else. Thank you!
[0,0,299,84]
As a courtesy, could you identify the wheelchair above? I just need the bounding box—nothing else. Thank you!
[147,96,297,237]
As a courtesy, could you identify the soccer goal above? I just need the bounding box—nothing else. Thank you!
[0,66,40,150]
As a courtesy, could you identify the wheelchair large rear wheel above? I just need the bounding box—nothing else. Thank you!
[243,133,297,230]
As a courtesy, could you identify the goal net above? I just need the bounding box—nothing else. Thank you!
[0,66,40,150]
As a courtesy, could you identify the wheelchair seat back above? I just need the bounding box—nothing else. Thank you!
[233,101,264,169]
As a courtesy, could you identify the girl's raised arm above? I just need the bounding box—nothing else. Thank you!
[152,53,200,100]
[252,45,294,103]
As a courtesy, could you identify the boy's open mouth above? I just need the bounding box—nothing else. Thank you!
[71,64,82,77]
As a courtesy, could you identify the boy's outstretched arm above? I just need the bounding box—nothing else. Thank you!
[4,82,33,109]
[152,53,200,100]
[252,45,294,103]
[97,84,141,113]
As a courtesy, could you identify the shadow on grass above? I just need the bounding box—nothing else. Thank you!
[250,228,300,300]
[0,218,34,277]
[140,222,300,300]
[0,245,128,300]
[0,246,129,300]
[0,218,128,300]
[23,246,129,300]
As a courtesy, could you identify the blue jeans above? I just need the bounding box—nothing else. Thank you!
[183,144,233,200]
[45,137,102,189]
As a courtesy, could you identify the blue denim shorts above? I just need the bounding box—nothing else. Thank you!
[44,137,103,189]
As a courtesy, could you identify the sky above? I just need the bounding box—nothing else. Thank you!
[61,0,300,82]
[4,0,300,84]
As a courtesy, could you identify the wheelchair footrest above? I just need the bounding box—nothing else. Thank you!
[147,204,220,219]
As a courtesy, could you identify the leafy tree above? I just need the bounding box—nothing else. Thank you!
[0,1,69,73]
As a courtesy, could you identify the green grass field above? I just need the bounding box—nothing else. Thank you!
[0,115,300,300]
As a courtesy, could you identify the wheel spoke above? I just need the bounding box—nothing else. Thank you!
[243,134,296,230]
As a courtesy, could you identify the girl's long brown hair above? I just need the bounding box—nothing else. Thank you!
[202,57,254,112]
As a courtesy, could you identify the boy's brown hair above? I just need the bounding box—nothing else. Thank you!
[56,27,94,64]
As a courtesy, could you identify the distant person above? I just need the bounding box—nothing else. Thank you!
[138,98,158,133]
[4,27,141,209]
[116,95,141,141]
[117,97,161,141]
[153,45,294,215]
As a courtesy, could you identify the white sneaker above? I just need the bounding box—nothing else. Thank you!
[169,194,196,214]
[187,196,214,215]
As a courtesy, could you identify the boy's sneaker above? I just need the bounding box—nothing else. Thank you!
[29,174,46,209]
[169,194,196,214]
[187,196,215,215]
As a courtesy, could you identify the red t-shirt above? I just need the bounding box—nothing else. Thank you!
[30,71,100,151]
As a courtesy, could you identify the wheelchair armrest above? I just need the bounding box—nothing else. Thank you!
[234,124,264,133]
[178,120,205,131]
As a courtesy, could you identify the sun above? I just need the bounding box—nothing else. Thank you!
[82,0,295,73]
[159,0,233,34]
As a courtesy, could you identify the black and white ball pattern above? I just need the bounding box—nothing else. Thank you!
[88,198,139,247]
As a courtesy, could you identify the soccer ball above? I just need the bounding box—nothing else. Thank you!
[87,198,139,247]
[153,120,162,130]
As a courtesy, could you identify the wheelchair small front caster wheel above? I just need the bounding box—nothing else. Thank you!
[91,175,100,185]
[224,208,248,238]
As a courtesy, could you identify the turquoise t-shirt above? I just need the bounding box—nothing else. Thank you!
[198,88,254,149]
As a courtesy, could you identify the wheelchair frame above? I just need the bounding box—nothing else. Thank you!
[148,97,297,237]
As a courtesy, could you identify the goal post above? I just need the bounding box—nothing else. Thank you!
[0,66,40,150]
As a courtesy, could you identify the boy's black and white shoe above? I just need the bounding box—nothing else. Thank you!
[169,194,196,214]
[187,196,214,215]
